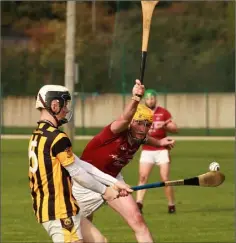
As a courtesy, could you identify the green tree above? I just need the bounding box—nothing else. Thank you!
[1,1,234,96]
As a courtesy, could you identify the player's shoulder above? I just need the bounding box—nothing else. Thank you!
[155,106,170,114]
[88,123,119,145]
[45,127,70,146]
[51,130,72,156]
[98,123,114,136]
[52,130,70,143]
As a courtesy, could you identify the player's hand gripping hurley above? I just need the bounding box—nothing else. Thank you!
[131,171,225,191]
[140,1,159,84]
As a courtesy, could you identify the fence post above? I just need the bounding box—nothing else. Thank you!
[205,91,210,136]
[81,92,85,135]
[121,43,126,109]
[92,0,96,33]
[0,82,3,135]
[64,1,76,142]
[163,90,167,109]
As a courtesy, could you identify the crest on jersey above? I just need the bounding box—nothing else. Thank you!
[60,217,74,232]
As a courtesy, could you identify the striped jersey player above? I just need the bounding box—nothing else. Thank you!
[29,85,132,243]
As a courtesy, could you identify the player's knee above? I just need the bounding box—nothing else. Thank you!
[161,176,169,182]
[160,170,169,181]
[139,174,148,184]
[130,210,147,231]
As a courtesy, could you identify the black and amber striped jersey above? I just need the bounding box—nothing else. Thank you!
[28,121,79,223]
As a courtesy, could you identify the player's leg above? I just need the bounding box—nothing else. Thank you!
[108,194,154,243]
[72,184,107,242]
[86,213,94,222]
[136,150,155,213]
[80,217,107,243]
[157,150,176,213]
[42,215,83,243]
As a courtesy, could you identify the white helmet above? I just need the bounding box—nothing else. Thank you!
[36,85,70,109]
[36,85,72,126]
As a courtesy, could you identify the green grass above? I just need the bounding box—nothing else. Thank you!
[1,127,235,136]
[1,139,234,242]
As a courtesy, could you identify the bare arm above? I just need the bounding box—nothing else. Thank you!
[110,99,140,134]
[110,79,144,134]
[145,136,175,149]
[164,120,178,134]
[145,136,162,147]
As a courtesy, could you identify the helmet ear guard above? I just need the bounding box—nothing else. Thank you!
[44,91,71,114]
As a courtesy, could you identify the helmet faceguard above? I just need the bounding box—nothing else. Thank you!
[128,122,149,145]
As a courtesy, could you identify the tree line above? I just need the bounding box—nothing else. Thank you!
[1,1,235,96]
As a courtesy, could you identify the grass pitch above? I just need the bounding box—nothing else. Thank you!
[1,139,234,242]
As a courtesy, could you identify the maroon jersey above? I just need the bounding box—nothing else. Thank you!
[142,106,172,151]
[80,124,141,177]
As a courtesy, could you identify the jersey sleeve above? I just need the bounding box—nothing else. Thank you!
[164,109,172,121]
[97,123,119,144]
[51,133,75,167]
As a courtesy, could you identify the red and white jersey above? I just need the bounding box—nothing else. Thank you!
[142,106,172,151]
[80,124,141,177]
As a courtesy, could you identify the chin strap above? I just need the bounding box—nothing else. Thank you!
[57,118,69,126]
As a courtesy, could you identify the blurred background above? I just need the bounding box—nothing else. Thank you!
[1,1,235,136]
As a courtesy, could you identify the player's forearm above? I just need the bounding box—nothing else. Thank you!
[121,98,140,124]
[74,155,117,186]
[165,122,178,133]
[145,136,161,147]
[64,163,106,194]
[110,98,140,133]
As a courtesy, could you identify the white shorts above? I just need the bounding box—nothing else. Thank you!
[42,214,82,243]
[72,173,124,218]
[140,149,170,165]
